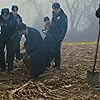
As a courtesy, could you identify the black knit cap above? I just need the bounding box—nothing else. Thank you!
[52,3,60,9]
[1,8,9,16]
[12,5,18,11]
[44,17,50,22]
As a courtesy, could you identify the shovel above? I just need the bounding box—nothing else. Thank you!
[87,26,100,86]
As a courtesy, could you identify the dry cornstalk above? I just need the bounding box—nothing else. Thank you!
[36,83,66,99]
[28,89,31,97]
[9,94,13,100]
[34,82,43,93]
[14,94,21,100]
[47,91,66,99]
[1,93,6,100]
[9,81,33,96]
[32,89,39,97]
[44,95,63,100]
[41,84,53,93]
[21,93,30,100]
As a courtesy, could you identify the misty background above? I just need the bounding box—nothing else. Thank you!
[0,0,99,42]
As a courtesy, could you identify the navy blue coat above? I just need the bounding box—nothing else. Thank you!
[10,12,22,23]
[24,27,46,77]
[10,12,23,41]
[0,14,17,41]
[24,27,43,54]
[48,9,68,42]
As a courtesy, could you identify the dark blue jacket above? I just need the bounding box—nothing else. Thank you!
[10,12,23,41]
[10,12,22,23]
[24,27,47,77]
[48,9,68,42]
[24,27,43,54]
[0,14,17,41]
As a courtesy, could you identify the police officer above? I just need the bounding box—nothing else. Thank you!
[0,8,17,74]
[44,3,68,69]
[11,5,23,60]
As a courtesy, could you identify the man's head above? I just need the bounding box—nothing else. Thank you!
[17,23,27,35]
[44,17,50,25]
[1,8,10,20]
[52,3,61,14]
[12,5,18,15]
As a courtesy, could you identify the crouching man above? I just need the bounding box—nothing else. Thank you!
[17,23,47,79]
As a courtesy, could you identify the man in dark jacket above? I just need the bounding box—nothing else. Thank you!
[44,3,68,69]
[0,8,17,74]
[17,23,47,79]
[11,5,23,60]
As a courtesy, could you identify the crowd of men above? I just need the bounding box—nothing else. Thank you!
[0,2,68,79]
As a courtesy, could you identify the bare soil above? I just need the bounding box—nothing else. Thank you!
[0,44,100,100]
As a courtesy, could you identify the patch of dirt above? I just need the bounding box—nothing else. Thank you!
[0,44,100,100]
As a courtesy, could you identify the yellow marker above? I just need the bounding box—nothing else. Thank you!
[63,41,97,46]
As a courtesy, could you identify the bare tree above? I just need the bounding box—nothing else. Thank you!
[30,0,52,30]
[65,0,95,33]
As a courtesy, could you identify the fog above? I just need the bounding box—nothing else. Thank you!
[0,0,99,42]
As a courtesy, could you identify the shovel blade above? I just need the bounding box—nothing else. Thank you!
[87,70,99,86]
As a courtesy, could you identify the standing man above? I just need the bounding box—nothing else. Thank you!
[0,8,17,74]
[44,3,68,69]
[11,5,23,60]
[17,23,47,79]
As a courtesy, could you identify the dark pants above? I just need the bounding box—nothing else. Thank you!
[0,42,6,70]
[23,53,46,78]
[15,35,22,60]
[30,49,47,78]
[44,35,61,68]
[0,38,17,71]
[23,54,33,77]
[15,41,22,59]
[53,43,61,68]
[23,45,47,78]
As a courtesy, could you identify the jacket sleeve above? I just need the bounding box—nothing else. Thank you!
[18,15,22,23]
[60,15,68,42]
[9,16,17,40]
[12,16,17,32]
[16,15,22,24]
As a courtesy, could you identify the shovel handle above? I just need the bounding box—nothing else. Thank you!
[92,25,100,72]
